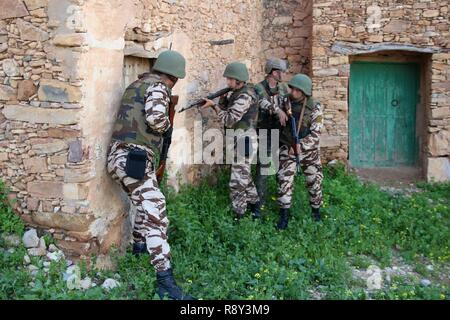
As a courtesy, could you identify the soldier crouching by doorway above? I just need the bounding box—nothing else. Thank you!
[276,74,324,230]
[107,50,194,300]
[201,62,261,221]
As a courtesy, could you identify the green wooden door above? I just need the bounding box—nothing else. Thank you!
[349,62,419,167]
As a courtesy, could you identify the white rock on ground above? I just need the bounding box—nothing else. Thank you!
[48,244,58,252]
[66,273,81,290]
[420,279,432,287]
[27,237,47,256]
[366,265,383,290]
[22,229,40,248]
[80,277,93,290]
[23,255,31,265]
[102,278,120,291]
[46,250,64,262]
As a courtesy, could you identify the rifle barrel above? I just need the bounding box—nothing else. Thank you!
[179,87,231,113]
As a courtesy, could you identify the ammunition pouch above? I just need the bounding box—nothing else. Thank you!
[125,148,147,180]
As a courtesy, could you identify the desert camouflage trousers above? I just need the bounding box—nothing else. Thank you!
[107,140,171,272]
[277,145,323,209]
[230,161,260,215]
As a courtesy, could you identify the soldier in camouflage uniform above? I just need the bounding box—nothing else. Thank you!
[202,62,260,220]
[276,74,324,230]
[254,58,290,209]
[107,50,194,300]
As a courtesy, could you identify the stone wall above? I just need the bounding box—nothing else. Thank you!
[262,0,312,77]
[311,0,450,180]
[0,0,267,263]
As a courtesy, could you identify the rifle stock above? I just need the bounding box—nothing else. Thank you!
[178,87,231,113]
[156,95,178,184]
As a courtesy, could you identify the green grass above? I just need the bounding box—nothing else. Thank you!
[0,164,449,300]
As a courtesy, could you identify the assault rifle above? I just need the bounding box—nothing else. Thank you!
[178,87,231,113]
[156,95,178,184]
[285,98,307,175]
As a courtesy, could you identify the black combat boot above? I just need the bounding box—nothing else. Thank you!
[312,207,321,222]
[132,242,148,256]
[156,268,195,300]
[233,210,245,221]
[276,208,290,230]
[248,202,261,220]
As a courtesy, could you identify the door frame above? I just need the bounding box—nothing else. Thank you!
[348,52,429,171]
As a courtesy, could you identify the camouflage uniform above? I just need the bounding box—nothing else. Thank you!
[217,85,260,215]
[254,80,289,205]
[277,96,324,209]
[107,73,172,272]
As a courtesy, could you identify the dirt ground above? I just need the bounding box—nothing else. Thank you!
[350,166,424,195]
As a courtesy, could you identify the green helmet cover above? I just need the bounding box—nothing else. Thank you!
[153,50,186,79]
[288,74,312,96]
[223,62,249,82]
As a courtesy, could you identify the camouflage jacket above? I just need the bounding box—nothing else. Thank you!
[280,96,323,151]
[111,73,172,157]
[218,85,259,131]
[254,79,289,129]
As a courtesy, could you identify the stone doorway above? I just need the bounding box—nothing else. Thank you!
[122,56,156,89]
[348,50,433,181]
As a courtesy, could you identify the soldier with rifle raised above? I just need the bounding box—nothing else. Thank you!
[275,74,324,230]
[107,50,194,300]
[201,62,261,221]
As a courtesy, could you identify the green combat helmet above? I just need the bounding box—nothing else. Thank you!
[264,58,287,74]
[153,50,186,79]
[288,74,312,96]
[223,62,249,82]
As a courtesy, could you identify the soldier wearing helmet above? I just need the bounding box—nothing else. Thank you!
[107,50,194,300]
[254,58,290,210]
[202,62,260,221]
[276,74,324,230]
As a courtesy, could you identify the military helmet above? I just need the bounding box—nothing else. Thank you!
[223,62,249,82]
[265,58,287,74]
[288,74,312,96]
[153,50,186,79]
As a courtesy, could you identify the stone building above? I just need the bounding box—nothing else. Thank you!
[0,0,448,263]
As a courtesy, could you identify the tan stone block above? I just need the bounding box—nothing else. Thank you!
[431,107,450,119]
[329,56,349,66]
[3,105,79,125]
[321,135,341,148]
[17,80,37,101]
[0,153,8,162]
[368,35,384,43]
[423,10,440,18]
[31,138,67,155]
[0,85,17,101]
[426,157,450,182]
[383,20,411,33]
[50,154,67,165]
[428,130,450,156]
[27,197,39,211]
[27,181,64,198]
[0,0,29,19]
[23,156,48,173]
[53,34,86,47]
[32,211,94,232]
[314,25,334,39]
[48,127,80,139]
[38,79,82,103]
